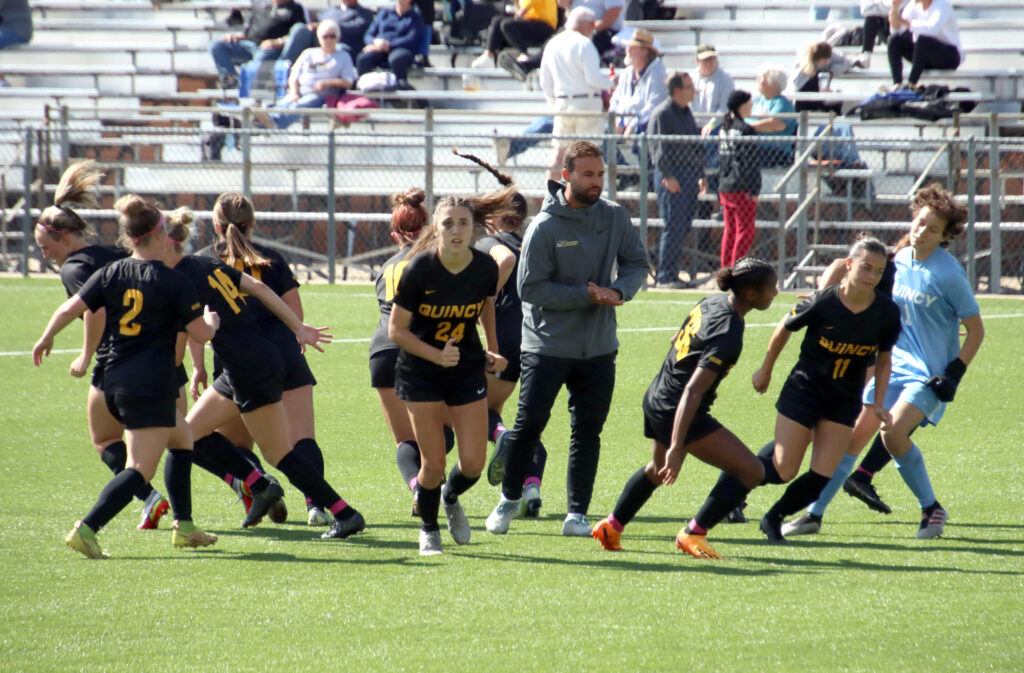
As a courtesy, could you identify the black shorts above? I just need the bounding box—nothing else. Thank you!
[174,363,188,390]
[642,401,723,447]
[271,332,317,391]
[776,382,860,429]
[90,361,106,390]
[395,367,487,406]
[494,321,522,383]
[104,392,176,430]
[212,369,283,413]
[369,349,398,389]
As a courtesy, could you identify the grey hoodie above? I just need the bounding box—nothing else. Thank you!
[517,180,649,359]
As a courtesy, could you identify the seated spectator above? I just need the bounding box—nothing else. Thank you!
[356,0,423,86]
[855,0,907,68]
[788,41,855,114]
[0,0,32,87]
[209,0,308,88]
[287,0,377,59]
[471,0,558,69]
[692,44,734,124]
[558,0,622,57]
[748,64,796,167]
[609,28,666,135]
[260,20,357,129]
[887,0,962,86]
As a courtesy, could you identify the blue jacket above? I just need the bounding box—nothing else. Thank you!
[363,7,422,52]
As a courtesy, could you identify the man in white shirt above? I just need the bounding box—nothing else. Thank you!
[557,0,623,57]
[540,7,613,180]
[887,0,962,85]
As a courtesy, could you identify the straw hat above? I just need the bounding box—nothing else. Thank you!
[624,28,659,57]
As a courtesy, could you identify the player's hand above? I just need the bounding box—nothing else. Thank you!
[191,368,208,401]
[873,406,893,429]
[752,367,771,394]
[662,176,681,194]
[587,282,624,306]
[925,357,967,403]
[69,353,90,378]
[485,351,507,374]
[439,338,460,367]
[204,305,220,332]
[297,324,333,353]
[658,447,685,485]
[32,335,53,367]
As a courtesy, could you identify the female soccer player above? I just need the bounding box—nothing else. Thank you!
[746,235,902,544]
[590,258,778,559]
[166,208,367,540]
[34,194,220,559]
[388,189,515,555]
[199,192,329,526]
[33,161,173,530]
[785,184,984,539]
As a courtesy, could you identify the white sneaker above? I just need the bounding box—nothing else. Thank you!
[307,506,331,526]
[781,513,822,537]
[854,51,872,69]
[561,513,592,537]
[442,485,471,545]
[419,529,443,555]
[915,505,947,539]
[485,496,521,534]
[470,53,491,68]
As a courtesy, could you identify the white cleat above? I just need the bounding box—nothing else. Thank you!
[485,497,521,534]
[419,529,443,555]
[561,513,592,537]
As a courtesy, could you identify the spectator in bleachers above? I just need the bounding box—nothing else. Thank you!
[717,89,760,268]
[558,0,622,58]
[609,29,666,136]
[0,0,31,87]
[887,0,962,87]
[471,0,558,70]
[539,7,613,180]
[356,0,423,87]
[855,0,905,68]
[287,0,377,59]
[748,64,796,167]
[208,0,309,89]
[649,71,706,288]
[788,41,855,114]
[258,20,357,129]
[692,45,734,128]
[811,1,861,21]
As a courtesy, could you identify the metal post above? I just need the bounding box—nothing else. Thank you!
[605,113,618,202]
[965,136,976,290]
[796,110,809,278]
[59,105,70,174]
[638,133,649,290]
[21,129,33,278]
[424,108,434,212]
[327,128,337,285]
[988,113,1002,294]
[241,108,252,201]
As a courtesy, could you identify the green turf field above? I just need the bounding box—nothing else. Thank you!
[1,278,1022,673]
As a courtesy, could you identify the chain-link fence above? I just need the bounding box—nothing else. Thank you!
[3,113,1022,292]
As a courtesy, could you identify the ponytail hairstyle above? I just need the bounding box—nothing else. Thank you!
[35,160,103,240]
[212,192,270,269]
[409,186,520,258]
[113,194,165,251]
[847,232,888,261]
[723,89,752,131]
[452,148,528,232]
[165,207,195,253]
[714,256,776,294]
[390,187,428,241]
[910,182,968,246]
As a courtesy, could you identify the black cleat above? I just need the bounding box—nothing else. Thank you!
[266,476,288,524]
[242,480,285,528]
[726,501,748,524]
[321,509,366,539]
[759,515,788,545]
[843,474,892,514]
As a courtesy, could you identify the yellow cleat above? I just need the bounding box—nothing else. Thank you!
[172,521,218,549]
[675,531,723,560]
[65,521,109,559]
[591,517,623,551]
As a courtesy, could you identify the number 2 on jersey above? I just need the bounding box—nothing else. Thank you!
[674,305,703,361]
[119,289,144,336]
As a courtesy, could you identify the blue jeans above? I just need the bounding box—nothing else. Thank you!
[271,92,329,129]
[814,122,862,167]
[208,32,308,78]
[655,166,701,284]
[0,29,30,50]
[508,116,553,161]
[356,47,414,82]
[811,4,862,20]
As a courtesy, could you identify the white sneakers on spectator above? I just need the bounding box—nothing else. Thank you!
[471,53,491,68]
[855,52,872,68]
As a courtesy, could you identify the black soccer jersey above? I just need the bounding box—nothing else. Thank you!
[783,284,901,402]
[60,244,128,367]
[474,231,523,337]
[370,246,412,357]
[879,257,896,297]
[644,292,746,419]
[392,248,498,379]
[78,258,202,399]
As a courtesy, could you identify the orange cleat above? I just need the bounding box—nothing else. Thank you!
[675,531,723,559]
[138,495,170,530]
[591,517,623,551]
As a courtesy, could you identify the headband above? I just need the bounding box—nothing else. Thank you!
[36,204,89,235]
[133,212,165,245]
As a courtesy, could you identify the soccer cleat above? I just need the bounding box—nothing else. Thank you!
[915,505,947,539]
[321,509,365,539]
[419,529,443,555]
[266,476,287,524]
[726,501,748,524]
[307,506,331,526]
[231,477,257,525]
[676,531,723,559]
[410,487,420,518]
[172,521,218,548]
[487,429,511,486]
[562,513,591,537]
[485,496,521,534]
[521,484,542,518]
[242,480,285,528]
[842,474,892,514]
[781,513,822,537]
[442,485,471,545]
[759,515,788,545]
[591,517,623,551]
[65,521,108,559]
[137,494,170,530]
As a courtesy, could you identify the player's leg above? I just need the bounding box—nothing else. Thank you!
[442,397,489,545]
[406,400,449,554]
[164,411,217,548]
[593,439,668,551]
[883,400,946,538]
[283,384,326,522]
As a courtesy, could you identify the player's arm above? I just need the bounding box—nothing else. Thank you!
[479,296,506,373]
[239,275,330,352]
[389,303,458,367]
[752,318,793,393]
[817,258,846,290]
[185,307,219,344]
[33,295,88,366]
[488,244,517,293]
[280,286,304,322]
[659,366,719,485]
[871,350,894,427]
[926,313,984,402]
[69,308,104,378]
[188,336,208,401]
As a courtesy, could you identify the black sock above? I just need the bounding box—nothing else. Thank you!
[241,449,265,473]
[487,408,503,442]
[82,468,146,532]
[757,441,785,485]
[443,425,455,454]
[692,470,754,532]
[923,499,942,515]
[418,484,441,532]
[194,433,269,491]
[293,438,325,478]
[164,448,193,522]
[525,440,547,484]
[766,470,831,520]
[276,450,346,514]
[610,467,659,528]
[445,463,480,503]
[396,440,421,488]
[858,433,893,477]
[100,440,156,503]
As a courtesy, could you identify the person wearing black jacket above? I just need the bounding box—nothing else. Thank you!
[208,0,308,87]
[716,89,761,269]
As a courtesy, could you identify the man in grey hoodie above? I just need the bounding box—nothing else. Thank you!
[485,141,649,537]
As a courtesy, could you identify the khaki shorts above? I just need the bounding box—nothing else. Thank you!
[551,96,606,148]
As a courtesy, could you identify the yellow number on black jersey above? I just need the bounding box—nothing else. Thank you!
[674,304,703,361]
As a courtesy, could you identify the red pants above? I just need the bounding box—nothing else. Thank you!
[718,191,757,268]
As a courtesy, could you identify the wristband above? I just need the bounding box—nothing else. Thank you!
[944,357,966,383]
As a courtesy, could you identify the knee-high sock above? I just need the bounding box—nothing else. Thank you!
[610,467,659,529]
[276,451,354,519]
[164,448,193,522]
[692,469,754,532]
[418,484,441,532]
[194,433,268,492]
[487,408,504,443]
[525,440,547,486]
[82,468,146,532]
[808,453,858,517]
[99,440,156,503]
[893,444,936,509]
[241,449,265,473]
[445,463,480,502]
[765,470,831,521]
[396,440,421,490]
[292,438,325,478]
[857,433,893,477]
[757,441,785,485]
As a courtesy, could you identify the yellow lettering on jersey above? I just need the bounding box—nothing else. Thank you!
[384,260,409,302]
[119,289,144,336]
[817,336,875,358]
[230,259,261,298]
[673,304,703,361]
[208,268,245,314]
[418,301,485,320]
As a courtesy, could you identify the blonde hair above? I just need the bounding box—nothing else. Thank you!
[166,207,195,253]
[35,160,103,239]
[212,192,270,269]
[409,186,520,257]
[113,194,163,250]
[799,41,832,77]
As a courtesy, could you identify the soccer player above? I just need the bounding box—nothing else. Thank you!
[34,194,221,559]
[591,258,779,559]
[785,184,984,538]
[388,189,516,555]
[743,235,902,545]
